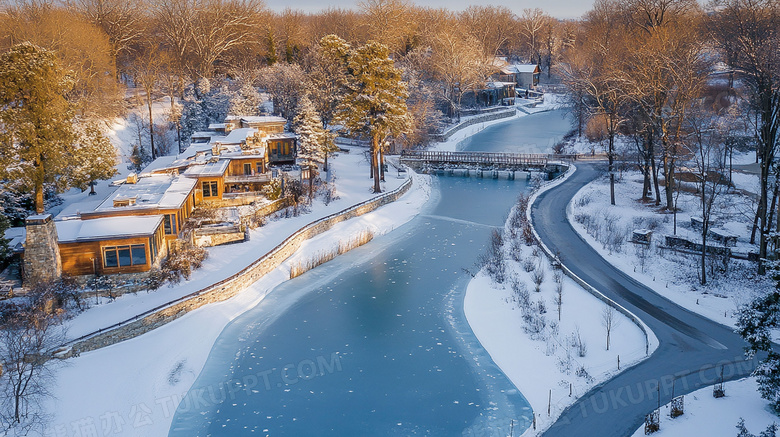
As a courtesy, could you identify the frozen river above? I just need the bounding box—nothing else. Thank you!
[168,109,570,436]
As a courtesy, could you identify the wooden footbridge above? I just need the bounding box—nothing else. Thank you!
[400,150,573,178]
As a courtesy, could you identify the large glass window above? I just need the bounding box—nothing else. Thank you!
[256,162,263,174]
[103,244,147,268]
[131,245,146,265]
[243,163,252,175]
[202,181,218,197]
[164,214,177,235]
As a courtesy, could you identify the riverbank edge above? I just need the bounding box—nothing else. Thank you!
[462,163,659,436]
[57,175,415,359]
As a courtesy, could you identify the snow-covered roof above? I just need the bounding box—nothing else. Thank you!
[208,123,227,130]
[268,133,297,140]
[56,215,164,243]
[513,64,539,73]
[220,128,257,145]
[143,155,181,174]
[239,116,286,125]
[4,227,26,253]
[183,159,229,178]
[91,175,197,214]
[486,81,517,89]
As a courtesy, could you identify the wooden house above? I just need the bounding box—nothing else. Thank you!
[56,215,167,276]
[79,173,197,244]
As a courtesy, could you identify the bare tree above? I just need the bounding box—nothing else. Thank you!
[686,103,728,285]
[601,305,619,350]
[430,25,487,121]
[131,42,166,160]
[709,0,780,274]
[517,8,552,66]
[152,0,266,78]
[0,286,65,435]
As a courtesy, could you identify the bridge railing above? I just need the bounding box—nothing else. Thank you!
[400,150,578,166]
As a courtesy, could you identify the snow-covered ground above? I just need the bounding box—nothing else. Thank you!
[568,167,773,328]
[43,165,432,437]
[464,169,651,436]
[630,377,778,437]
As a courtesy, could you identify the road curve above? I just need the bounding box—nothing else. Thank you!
[532,163,756,437]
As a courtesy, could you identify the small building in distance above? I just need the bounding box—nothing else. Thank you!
[491,58,541,91]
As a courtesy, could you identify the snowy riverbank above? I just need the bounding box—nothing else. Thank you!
[42,159,432,436]
[463,169,651,436]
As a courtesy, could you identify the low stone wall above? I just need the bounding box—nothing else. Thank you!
[60,177,414,357]
[432,109,516,142]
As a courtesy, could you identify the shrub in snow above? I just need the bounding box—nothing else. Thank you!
[522,310,547,339]
[510,239,523,262]
[161,239,208,284]
[569,327,587,358]
[479,230,505,284]
[511,279,531,311]
[536,299,547,315]
[575,366,593,383]
[532,263,546,292]
[523,258,536,273]
[574,193,592,208]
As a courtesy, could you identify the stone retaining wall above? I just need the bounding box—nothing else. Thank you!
[61,177,414,357]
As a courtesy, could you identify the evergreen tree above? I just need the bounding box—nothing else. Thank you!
[333,39,411,193]
[69,121,118,194]
[737,289,780,411]
[229,82,263,116]
[293,95,327,164]
[0,43,75,214]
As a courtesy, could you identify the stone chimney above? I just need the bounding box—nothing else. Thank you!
[23,214,62,284]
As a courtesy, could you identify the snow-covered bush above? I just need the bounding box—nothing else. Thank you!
[479,229,506,284]
[532,263,546,292]
[161,239,208,284]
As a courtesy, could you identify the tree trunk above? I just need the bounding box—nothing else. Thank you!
[650,139,661,206]
[372,135,381,193]
[147,97,156,160]
[609,127,615,206]
[34,157,45,214]
[380,146,385,182]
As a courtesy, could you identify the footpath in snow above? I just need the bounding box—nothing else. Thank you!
[44,153,432,436]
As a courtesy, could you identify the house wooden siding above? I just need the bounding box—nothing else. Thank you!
[58,224,166,276]
[268,138,296,164]
[228,157,267,176]
[195,176,225,204]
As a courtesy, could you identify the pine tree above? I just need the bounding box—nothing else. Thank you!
[0,43,75,214]
[737,289,780,411]
[229,82,263,116]
[293,95,327,164]
[333,39,411,193]
[69,121,119,194]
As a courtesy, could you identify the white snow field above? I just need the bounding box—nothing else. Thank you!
[630,377,778,437]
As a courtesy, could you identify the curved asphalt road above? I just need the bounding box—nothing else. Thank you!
[532,163,757,437]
